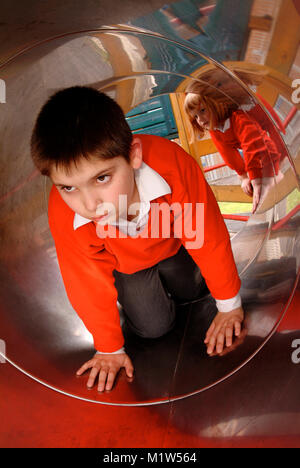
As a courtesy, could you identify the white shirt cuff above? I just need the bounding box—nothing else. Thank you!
[215,293,242,313]
[96,346,125,355]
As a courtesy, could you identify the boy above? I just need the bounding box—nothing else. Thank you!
[31,86,244,393]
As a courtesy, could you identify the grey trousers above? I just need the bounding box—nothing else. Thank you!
[113,245,208,339]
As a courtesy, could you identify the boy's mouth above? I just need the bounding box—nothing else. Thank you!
[92,213,108,222]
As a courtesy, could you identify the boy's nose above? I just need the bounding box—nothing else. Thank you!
[82,191,102,213]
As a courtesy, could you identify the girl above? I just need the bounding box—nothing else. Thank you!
[184,80,281,213]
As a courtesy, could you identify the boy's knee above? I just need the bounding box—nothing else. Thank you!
[135,319,175,339]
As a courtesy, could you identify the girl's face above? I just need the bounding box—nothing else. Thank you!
[193,102,211,129]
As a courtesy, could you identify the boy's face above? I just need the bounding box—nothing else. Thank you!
[50,137,143,225]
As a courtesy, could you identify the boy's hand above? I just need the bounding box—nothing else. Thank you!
[76,352,134,392]
[204,307,244,356]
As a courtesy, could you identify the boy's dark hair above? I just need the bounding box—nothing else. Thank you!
[31,86,133,175]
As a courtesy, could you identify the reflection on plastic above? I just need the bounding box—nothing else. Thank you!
[183,69,284,214]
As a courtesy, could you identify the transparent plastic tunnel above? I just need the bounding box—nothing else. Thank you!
[0,27,299,406]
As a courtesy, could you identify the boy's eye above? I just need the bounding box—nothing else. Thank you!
[97,174,111,183]
[62,186,75,193]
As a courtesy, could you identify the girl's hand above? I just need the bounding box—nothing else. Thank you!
[239,174,262,213]
[251,178,262,213]
[239,173,253,197]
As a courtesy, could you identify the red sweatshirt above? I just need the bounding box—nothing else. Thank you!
[48,134,241,353]
[210,109,280,180]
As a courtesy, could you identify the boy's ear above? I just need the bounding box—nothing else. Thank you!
[129,137,143,169]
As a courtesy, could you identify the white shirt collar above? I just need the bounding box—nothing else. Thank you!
[213,103,255,133]
[73,161,172,231]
